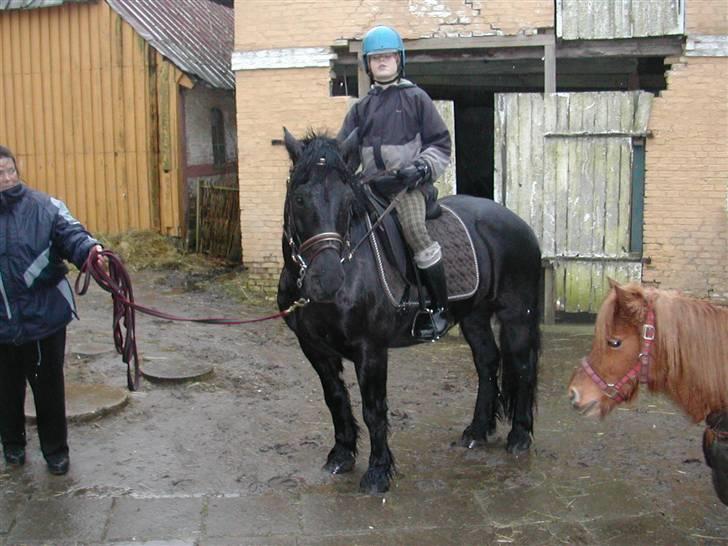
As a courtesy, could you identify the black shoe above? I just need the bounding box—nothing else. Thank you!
[4,446,25,466]
[46,453,69,475]
[413,308,451,340]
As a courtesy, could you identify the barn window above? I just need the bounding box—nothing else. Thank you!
[211,108,226,167]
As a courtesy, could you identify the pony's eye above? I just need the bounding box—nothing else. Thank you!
[294,196,304,206]
[607,338,622,348]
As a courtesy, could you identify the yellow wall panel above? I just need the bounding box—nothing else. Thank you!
[0,0,184,237]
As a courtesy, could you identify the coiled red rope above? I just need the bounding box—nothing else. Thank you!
[74,247,307,391]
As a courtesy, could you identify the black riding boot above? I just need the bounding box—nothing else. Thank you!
[413,260,450,341]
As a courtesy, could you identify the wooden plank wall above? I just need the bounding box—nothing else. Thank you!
[495,92,652,313]
[557,0,684,40]
[0,1,184,235]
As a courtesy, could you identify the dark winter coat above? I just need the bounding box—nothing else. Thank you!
[337,79,451,181]
[0,183,98,344]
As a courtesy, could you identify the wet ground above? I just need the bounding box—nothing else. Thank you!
[1,270,726,545]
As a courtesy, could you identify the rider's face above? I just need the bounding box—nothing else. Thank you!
[368,51,399,82]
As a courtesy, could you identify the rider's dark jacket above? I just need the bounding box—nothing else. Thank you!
[0,183,98,344]
[337,79,451,193]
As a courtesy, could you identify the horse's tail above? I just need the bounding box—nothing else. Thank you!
[499,283,541,427]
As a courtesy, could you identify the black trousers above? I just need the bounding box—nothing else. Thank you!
[0,328,68,459]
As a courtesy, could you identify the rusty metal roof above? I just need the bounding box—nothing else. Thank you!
[0,0,90,8]
[106,0,234,90]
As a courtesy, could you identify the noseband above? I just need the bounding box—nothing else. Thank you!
[580,304,656,403]
[287,230,348,288]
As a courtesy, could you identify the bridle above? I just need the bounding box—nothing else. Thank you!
[580,303,656,403]
[283,156,351,289]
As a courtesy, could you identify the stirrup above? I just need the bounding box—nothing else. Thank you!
[411,308,450,341]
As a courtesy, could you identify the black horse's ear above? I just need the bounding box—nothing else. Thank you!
[338,128,360,172]
[283,127,303,164]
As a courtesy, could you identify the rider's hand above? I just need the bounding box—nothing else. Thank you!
[396,159,431,189]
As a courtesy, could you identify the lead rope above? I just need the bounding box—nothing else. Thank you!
[75,247,308,391]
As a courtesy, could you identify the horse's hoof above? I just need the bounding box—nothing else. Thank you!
[506,429,532,454]
[359,469,390,494]
[323,445,355,475]
[459,427,487,449]
[323,458,355,475]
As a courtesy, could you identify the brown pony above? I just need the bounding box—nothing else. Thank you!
[568,279,728,505]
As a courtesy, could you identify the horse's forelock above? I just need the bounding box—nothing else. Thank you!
[593,288,618,354]
[290,131,351,188]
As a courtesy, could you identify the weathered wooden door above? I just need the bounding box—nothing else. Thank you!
[494,91,652,314]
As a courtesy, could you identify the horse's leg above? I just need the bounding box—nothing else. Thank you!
[298,339,358,474]
[353,344,394,493]
[459,309,500,448]
[497,307,539,454]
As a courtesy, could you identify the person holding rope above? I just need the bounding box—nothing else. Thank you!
[0,145,106,476]
[337,25,452,340]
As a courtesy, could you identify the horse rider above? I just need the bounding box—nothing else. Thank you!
[337,25,452,340]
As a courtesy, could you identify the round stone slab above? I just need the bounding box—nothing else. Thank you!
[140,354,213,383]
[69,342,115,358]
[25,383,129,424]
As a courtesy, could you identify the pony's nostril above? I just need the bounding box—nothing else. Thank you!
[569,388,579,405]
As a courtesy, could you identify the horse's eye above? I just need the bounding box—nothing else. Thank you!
[294,196,304,207]
[607,338,622,348]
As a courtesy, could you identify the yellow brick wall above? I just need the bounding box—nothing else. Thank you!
[643,57,728,302]
[686,0,728,35]
[236,0,554,49]
[236,1,553,292]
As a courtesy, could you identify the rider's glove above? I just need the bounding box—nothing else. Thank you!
[396,159,431,189]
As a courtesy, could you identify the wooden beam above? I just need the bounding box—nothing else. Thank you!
[349,33,555,53]
[557,37,683,58]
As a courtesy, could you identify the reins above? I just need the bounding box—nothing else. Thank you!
[580,303,656,403]
[75,247,308,391]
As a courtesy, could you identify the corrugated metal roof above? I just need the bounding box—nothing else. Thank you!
[0,0,90,9]
[105,0,234,90]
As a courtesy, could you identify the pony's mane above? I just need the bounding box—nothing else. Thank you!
[289,130,352,188]
[596,283,728,421]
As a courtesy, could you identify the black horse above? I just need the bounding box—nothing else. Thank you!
[277,129,542,493]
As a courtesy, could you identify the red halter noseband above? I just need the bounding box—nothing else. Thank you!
[580,304,656,403]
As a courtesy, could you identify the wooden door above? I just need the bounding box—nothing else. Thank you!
[494,91,652,314]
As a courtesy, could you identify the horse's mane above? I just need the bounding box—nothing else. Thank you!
[597,283,728,421]
[289,130,353,188]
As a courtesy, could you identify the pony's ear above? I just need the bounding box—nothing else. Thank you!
[607,277,621,290]
[612,281,646,324]
[338,128,360,172]
[283,127,303,164]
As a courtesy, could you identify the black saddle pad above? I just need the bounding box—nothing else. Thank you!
[367,204,479,308]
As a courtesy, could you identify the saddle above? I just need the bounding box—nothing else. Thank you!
[359,187,479,309]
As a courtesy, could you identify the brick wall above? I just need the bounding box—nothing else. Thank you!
[643,57,728,303]
[686,0,728,35]
[236,1,554,49]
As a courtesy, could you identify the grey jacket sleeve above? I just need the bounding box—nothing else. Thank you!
[416,94,451,181]
[50,197,99,269]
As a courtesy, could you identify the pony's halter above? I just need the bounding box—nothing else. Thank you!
[285,156,351,289]
[580,304,656,403]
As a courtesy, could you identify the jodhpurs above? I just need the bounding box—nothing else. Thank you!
[0,328,68,459]
[395,189,442,268]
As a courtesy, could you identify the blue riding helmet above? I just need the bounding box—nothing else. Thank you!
[362,26,406,76]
